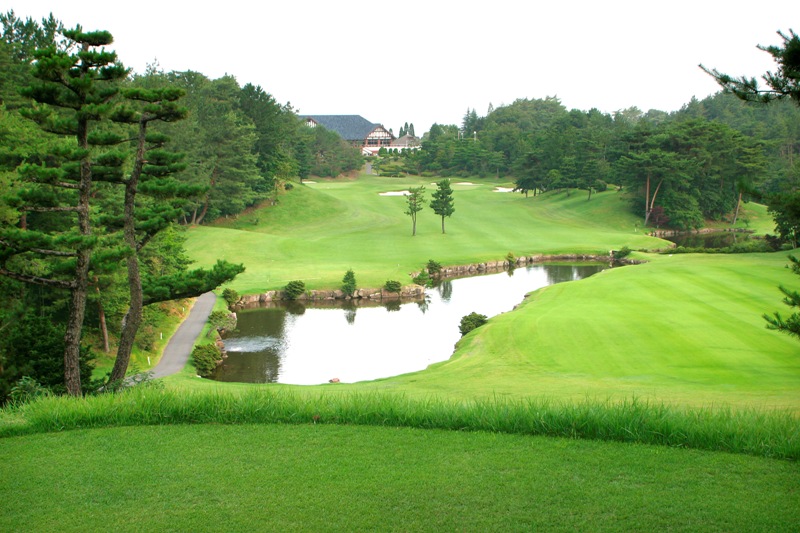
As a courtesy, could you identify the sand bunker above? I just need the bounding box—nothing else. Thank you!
[456,182,475,185]
[302,180,317,184]
[494,187,515,193]
[379,191,411,196]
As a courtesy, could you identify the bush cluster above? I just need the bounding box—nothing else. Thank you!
[459,312,488,336]
[666,240,772,255]
[412,270,431,287]
[612,246,633,260]
[222,288,239,308]
[192,344,221,377]
[383,280,402,293]
[284,280,306,300]
[208,311,236,335]
[341,269,357,296]
[426,259,443,275]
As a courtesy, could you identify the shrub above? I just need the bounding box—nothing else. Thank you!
[192,344,221,377]
[384,280,402,293]
[9,376,50,406]
[612,246,633,260]
[208,311,237,335]
[341,269,357,296]
[222,288,240,308]
[284,280,306,300]
[412,270,431,287]
[459,312,488,336]
[426,259,442,275]
[505,252,516,265]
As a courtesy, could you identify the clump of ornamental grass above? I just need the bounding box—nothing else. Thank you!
[1,387,797,460]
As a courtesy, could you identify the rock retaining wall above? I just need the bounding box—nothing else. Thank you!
[236,284,426,307]
[233,254,639,309]
[433,254,617,279]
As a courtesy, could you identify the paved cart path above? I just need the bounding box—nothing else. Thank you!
[150,292,216,378]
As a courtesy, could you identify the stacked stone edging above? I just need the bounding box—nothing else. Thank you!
[434,254,619,279]
[649,227,754,238]
[234,254,640,308]
[236,284,425,307]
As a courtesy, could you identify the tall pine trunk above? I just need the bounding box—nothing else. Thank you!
[109,119,147,384]
[64,129,93,396]
[95,278,110,353]
[732,190,743,226]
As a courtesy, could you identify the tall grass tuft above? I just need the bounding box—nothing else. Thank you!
[1,388,797,459]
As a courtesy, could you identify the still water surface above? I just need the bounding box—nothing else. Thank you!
[214,263,607,384]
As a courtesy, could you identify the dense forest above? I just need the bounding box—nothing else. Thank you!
[0,12,797,401]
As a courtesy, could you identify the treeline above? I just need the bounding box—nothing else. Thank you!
[0,11,358,402]
[395,95,799,230]
[138,70,361,223]
[1,13,362,225]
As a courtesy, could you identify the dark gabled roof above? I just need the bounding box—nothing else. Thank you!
[301,115,384,141]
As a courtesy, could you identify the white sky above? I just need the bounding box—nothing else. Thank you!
[8,1,797,134]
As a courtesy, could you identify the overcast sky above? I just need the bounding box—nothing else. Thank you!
[9,1,797,134]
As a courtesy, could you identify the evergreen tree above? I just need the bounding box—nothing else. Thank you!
[701,29,800,107]
[763,254,800,339]
[1,26,128,395]
[430,179,455,234]
[105,84,189,384]
[405,186,425,236]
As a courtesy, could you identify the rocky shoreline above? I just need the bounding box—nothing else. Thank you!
[234,253,635,308]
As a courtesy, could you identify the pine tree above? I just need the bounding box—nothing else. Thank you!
[405,186,425,236]
[1,26,129,395]
[106,84,189,384]
[430,179,455,234]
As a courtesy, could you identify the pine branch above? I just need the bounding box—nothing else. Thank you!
[0,266,75,289]
[21,205,81,213]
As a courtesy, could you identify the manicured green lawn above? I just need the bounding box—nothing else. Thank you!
[2,424,797,532]
[349,252,800,411]
[3,173,794,532]
[187,176,667,294]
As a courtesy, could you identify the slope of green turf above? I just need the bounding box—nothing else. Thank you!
[180,174,795,410]
[345,252,800,410]
[185,176,666,294]
[2,424,797,532]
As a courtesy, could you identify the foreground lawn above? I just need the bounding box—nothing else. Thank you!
[2,423,797,532]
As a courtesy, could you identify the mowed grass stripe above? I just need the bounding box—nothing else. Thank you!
[2,424,797,532]
[185,175,666,294]
[356,253,800,409]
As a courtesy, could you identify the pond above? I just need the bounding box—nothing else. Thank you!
[213,263,609,385]
[664,231,751,248]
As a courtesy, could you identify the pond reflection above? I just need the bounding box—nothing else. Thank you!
[213,263,608,385]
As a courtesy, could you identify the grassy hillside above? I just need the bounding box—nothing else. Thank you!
[3,172,796,531]
[355,252,800,410]
[180,174,795,411]
[186,176,668,294]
